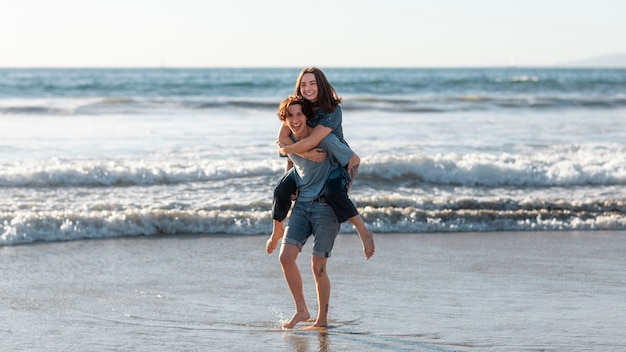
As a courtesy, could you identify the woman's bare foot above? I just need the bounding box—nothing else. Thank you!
[359,230,375,259]
[282,311,311,329]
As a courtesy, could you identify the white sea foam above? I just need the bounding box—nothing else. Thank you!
[1,141,625,245]
[362,144,626,187]
[1,143,624,188]
[3,198,625,245]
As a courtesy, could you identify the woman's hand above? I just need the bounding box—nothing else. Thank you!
[300,148,327,162]
[277,141,288,155]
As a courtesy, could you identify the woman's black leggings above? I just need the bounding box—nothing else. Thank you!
[272,168,359,223]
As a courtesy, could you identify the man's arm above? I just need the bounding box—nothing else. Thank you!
[279,124,332,155]
[277,124,328,162]
[282,105,342,156]
[277,124,293,148]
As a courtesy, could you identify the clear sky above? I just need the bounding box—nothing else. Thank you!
[2,0,625,68]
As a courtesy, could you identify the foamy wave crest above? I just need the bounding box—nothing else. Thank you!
[355,195,626,233]
[0,158,283,188]
[358,204,626,233]
[3,197,625,245]
[0,97,279,116]
[3,94,626,117]
[359,196,626,233]
[361,144,626,187]
[3,144,623,189]
[0,208,273,245]
[0,98,100,115]
[342,95,626,112]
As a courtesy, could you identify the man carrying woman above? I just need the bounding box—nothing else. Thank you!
[266,95,362,329]
[269,67,374,259]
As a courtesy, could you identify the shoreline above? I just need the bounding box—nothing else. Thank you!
[3,228,625,248]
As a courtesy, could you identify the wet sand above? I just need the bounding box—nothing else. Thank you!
[1,231,625,351]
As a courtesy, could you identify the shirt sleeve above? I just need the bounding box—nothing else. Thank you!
[319,134,354,167]
[315,106,342,131]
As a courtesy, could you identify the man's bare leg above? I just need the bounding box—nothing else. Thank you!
[347,215,375,259]
[266,219,284,254]
[303,256,330,330]
[279,244,310,328]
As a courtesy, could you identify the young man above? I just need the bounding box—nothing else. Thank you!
[266,95,363,330]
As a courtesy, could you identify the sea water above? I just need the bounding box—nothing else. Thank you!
[1,68,625,245]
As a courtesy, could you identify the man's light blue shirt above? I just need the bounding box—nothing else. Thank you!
[287,133,354,202]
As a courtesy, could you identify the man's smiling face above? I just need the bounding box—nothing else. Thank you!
[285,103,308,138]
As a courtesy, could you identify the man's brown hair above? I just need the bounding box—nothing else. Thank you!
[277,95,312,121]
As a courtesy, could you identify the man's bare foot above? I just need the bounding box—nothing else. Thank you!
[303,321,327,331]
[282,311,310,329]
[359,230,375,259]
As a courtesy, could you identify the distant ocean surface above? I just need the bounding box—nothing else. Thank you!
[1,68,625,245]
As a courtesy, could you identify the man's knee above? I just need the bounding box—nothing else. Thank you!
[279,244,299,266]
[310,257,327,277]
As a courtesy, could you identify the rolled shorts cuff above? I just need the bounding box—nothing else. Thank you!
[282,237,303,251]
[312,249,332,258]
[282,237,331,258]
[282,236,333,258]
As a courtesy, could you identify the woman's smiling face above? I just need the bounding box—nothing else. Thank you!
[299,73,318,103]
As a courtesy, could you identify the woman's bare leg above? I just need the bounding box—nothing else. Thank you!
[347,215,375,259]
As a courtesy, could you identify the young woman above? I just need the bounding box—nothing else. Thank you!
[270,67,374,259]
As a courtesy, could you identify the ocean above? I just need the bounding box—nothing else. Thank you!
[1,67,624,245]
[2,68,626,351]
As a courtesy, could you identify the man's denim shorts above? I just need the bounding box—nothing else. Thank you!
[283,200,340,258]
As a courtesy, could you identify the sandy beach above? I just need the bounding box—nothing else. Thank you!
[2,231,625,351]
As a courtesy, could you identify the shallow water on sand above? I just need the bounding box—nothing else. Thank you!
[2,232,625,351]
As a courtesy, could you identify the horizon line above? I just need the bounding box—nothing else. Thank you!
[1,65,625,69]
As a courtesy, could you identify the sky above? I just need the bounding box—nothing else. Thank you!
[1,0,625,68]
